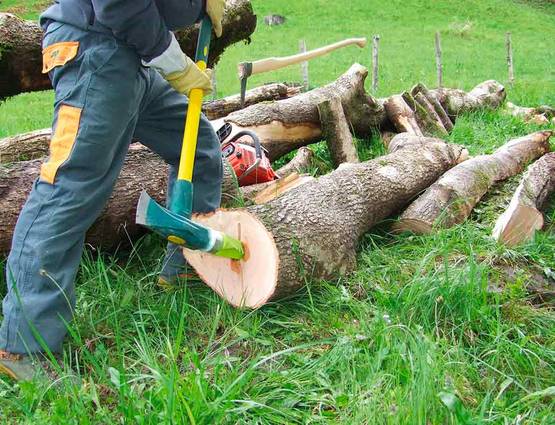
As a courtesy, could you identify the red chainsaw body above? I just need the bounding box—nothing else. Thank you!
[217,124,278,187]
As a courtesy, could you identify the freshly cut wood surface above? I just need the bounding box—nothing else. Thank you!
[185,139,466,307]
[184,210,280,308]
[384,95,423,136]
[396,131,553,234]
[493,152,555,246]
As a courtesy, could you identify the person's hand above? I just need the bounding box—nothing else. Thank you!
[166,58,213,96]
[143,33,213,95]
[206,0,225,38]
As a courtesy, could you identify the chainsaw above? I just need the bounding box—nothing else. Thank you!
[216,123,278,186]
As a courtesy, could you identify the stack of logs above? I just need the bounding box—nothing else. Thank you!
[1,6,554,307]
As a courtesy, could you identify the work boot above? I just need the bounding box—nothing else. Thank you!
[158,242,200,289]
[0,350,78,385]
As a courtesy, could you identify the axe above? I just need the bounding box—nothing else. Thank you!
[238,37,367,107]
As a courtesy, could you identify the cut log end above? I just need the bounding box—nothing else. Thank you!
[183,210,279,308]
[492,204,544,247]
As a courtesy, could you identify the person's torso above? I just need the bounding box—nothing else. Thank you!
[40,0,203,34]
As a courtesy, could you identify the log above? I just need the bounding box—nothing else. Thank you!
[275,147,315,177]
[0,134,317,255]
[219,63,386,161]
[395,131,553,234]
[505,102,554,125]
[411,83,454,132]
[430,80,507,118]
[0,145,169,255]
[203,83,301,120]
[401,91,447,137]
[492,152,555,247]
[387,133,468,163]
[0,128,51,163]
[318,96,359,166]
[0,0,257,99]
[384,95,423,136]
[183,140,467,308]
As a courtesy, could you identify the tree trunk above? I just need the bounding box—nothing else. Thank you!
[505,102,554,125]
[0,0,257,99]
[318,96,359,166]
[384,95,423,136]
[0,145,169,255]
[203,83,301,120]
[411,83,453,132]
[183,140,466,308]
[387,133,468,163]
[492,152,555,247]
[0,134,317,255]
[219,63,386,161]
[395,131,553,234]
[401,91,447,137]
[430,80,506,118]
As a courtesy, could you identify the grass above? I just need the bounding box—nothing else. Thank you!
[1,0,555,424]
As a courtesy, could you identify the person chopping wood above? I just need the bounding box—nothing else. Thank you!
[0,0,225,383]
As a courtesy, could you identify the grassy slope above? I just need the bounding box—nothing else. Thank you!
[0,1,554,424]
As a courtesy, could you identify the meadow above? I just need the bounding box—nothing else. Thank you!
[0,0,554,423]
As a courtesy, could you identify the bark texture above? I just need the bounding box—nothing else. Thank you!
[0,145,169,255]
[387,133,469,163]
[430,80,506,118]
[384,95,423,136]
[411,83,453,132]
[492,152,555,247]
[0,0,257,99]
[318,96,359,166]
[184,140,466,307]
[203,83,301,120]
[222,63,386,160]
[505,102,555,125]
[396,131,553,234]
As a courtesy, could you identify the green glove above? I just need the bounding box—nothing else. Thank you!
[206,0,225,38]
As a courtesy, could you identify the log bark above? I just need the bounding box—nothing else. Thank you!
[492,152,555,247]
[402,91,447,137]
[411,83,453,132]
[0,128,51,163]
[384,95,423,136]
[430,80,507,118]
[183,140,467,308]
[395,131,553,234]
[318,96,359,166]
[0,0,257,99]
[0,145,169,255]
[0,134,316,255]
[219,63,386,161]
[505,102,554,125]
[387,133,468,163]
[203,83,301,120]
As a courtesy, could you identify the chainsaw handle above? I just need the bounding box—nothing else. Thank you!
[228,130,263,160]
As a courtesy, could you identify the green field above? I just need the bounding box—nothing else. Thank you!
[1,1,555,423]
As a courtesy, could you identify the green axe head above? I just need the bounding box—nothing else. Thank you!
[135,191,245,260]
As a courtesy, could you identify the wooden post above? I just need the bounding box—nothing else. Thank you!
[506,32,515,87]
[299,39,309,92]
[372,35,380,94]
[435,31,443,88]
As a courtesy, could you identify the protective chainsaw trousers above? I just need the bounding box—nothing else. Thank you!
[0,22,222,354]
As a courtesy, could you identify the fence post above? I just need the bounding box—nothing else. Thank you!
[435,31,443,88]
[506,32,515,87]
[372,35,380,94]
[299,39,309,92]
